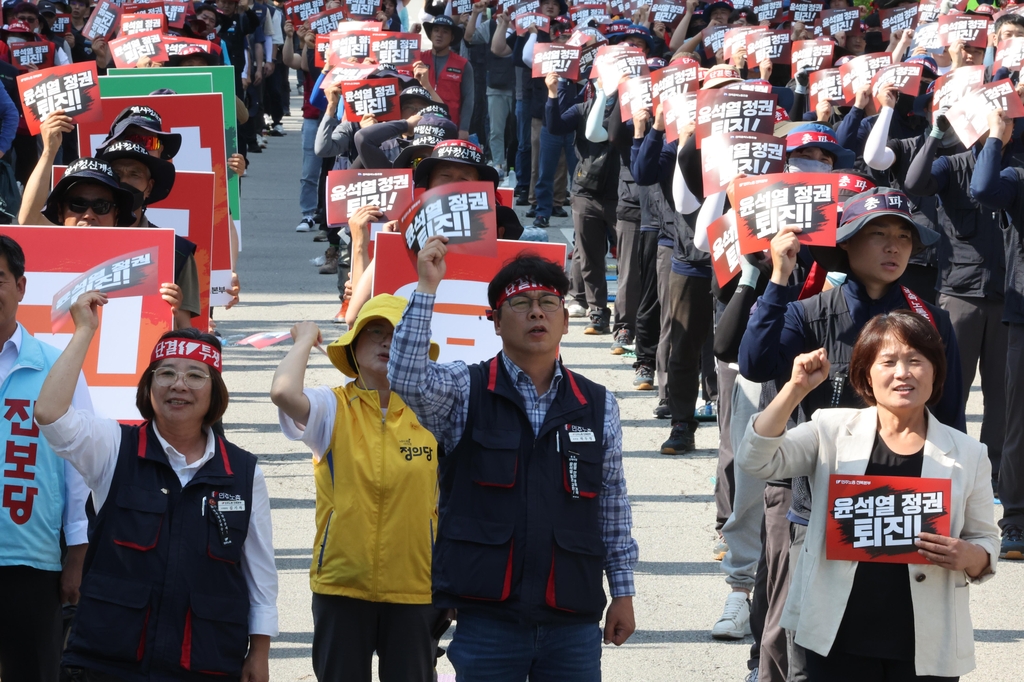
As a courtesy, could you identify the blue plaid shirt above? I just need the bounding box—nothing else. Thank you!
[388,291,638,598]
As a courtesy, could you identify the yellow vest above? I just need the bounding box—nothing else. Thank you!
[309,383,438,604]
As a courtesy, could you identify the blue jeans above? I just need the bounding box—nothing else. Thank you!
[535,125,576,219]
[300,116,322,218]
[515,99,532,196]
[446,612,602,682]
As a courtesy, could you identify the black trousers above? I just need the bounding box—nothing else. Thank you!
[633,229,661,367]
[311,593,440,682]
[1000,323,1024,529]
[265,60,286,125]
[805,649,958,682]
[570,195,616,315]
[666,272,714,430]
[0,565,62,682]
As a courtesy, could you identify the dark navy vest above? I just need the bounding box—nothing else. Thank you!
[65,422,256,681]
[433,355,608,624]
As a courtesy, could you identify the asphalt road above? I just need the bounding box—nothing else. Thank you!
[214,100,1024,681]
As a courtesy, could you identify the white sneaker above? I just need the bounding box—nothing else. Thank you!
[295,217,314,232]
[258,134,269,149]
[711,591,751,640]
[568,302,587,318]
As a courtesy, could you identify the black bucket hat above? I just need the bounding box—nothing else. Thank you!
[413,139,500,188]
[809,187,939,273]
[392,114,459,169]
[97,105,182,160]
[42,157,137,227]
[400,85,435,108]
[97,140,177,205]
[423,14,464,44]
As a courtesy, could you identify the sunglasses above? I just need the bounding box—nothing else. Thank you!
[64,197,115,215]
[123,133,163,152]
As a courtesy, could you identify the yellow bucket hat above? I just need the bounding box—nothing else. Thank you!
[326,293,440,378]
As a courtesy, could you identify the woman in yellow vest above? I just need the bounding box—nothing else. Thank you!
[271,294,443,682]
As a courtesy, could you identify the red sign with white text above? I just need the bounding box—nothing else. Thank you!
[734,172,839,254]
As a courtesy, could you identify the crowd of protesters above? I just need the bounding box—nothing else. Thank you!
[1,0,1024,680]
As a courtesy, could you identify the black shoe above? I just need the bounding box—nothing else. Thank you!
[653,399,670,419]
[525,205,537,218]
[551,206,568,218]
[610,328,633,355]
[247,143,262,154]
[533,216,550,228]
[633,365,654,390]
[515,194,530,206]
[1001,525,1024,560]
[584,310,610,335]
[661,422,695,455]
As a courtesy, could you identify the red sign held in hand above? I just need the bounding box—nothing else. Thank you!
[734,172,839,255]
[17,62,102,136]
[400,181,498,258]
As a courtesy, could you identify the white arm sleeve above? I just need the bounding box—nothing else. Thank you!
[522,32,538,67]
[585,87,609,143]
[864,105,897,171]
[694,190,727,253]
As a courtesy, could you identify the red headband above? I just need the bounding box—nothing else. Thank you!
[490,277,563,318]
[151,338,223,372]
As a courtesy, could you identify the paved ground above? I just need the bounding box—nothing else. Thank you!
[214,100,1024,681]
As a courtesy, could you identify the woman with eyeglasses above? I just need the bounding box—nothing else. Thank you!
[271,294,444,682]
[34,291,278,682]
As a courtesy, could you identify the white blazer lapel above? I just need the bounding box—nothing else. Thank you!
[921,409,956,479]
[834,407,877,475]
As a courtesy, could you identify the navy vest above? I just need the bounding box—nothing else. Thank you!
[65,423,256,681]
[433,355,608,624]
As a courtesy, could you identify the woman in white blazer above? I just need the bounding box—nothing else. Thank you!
[738,311,999,681]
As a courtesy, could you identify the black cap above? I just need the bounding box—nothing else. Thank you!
[42,157,137,226]
[97,105,182,160]
[413,139,500,188]
[392,114,458,169]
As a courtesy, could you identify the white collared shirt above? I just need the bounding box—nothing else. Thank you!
[0,325,93,546]
[38,406,279,636]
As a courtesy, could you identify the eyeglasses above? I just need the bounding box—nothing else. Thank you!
[361,326,393,342]
[153,368,210,389]
[16,15,39,24]
[123,133,163,153]
[505,294,563,313]
[64,197,115,215]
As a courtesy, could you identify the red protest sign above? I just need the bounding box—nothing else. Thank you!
[648,0,684,26]
[593,44,649,96]
[163,1,189,28]
[566,27,606,48]
[50,13,72,35]
[320,63,378,89]
[701,25,727,59]
[651,58,700,107]
[790,1,823,24]
[78,93,234,306]
[121,1,164,14]
[745,29,791,69]
[826,475,952,564]
[701,132,785,196]
[618,76,652,122]
[515,13,550,35]
[326,169,413,227]
[110,31,168,67]
[808,68,844,105]
[4,225,175,421]
[663,91,697,144]
[817,8,860,36]
[723,26,765,62]
[342,0,380,20]
[571,3,608,25]
[947,79,1024,148]
[340,77,401,122]
[753,0,786,23]
[879,5,919,42]
[330,30,374,62]
[839,52,892,105]
[369,32,421,66]
[308,7,346,34]
[791,39,833,73]
[82,0,121,40]
[708,212,742,286]
[532,44,581,80]
[315,33,330,67]
[509,0,540,21]
[994,37,1024,72]
[400,181,497,257]
[931,64,985,122]
[50,246,162,331]
[11,42,54,72]
[373,232,566,364]
[17,62,101,136]
[734,173,839,254]
[285,0,325,25]
[694,88,777,148]
[163,35,214,58]
[939,14,990,49]
[120,12,167,35]
[872,63,923,109]
[918,0,943,24]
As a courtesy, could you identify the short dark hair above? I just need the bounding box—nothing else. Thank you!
[487,254,569,316]
[0,235,26,279]
[849,311,947,407]
[995,13,1024,35]
[136,328,229,427]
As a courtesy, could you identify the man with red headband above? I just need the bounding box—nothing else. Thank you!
[388,241,638,678]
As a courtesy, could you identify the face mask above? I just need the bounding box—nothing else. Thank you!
[6,37,24,46]
[786,156,832,174]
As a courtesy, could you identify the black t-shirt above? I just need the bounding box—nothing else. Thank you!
[832,433,923,661]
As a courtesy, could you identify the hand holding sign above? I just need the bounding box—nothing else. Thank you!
[17,62,102,135]
[734,172,839,254]
[401,180,497,258]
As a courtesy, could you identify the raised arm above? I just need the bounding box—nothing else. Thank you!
[37,292,106,425]
[18,111,73,226]
[270,321,322,426]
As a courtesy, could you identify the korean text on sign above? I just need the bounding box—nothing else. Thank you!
[405,191,490,250]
